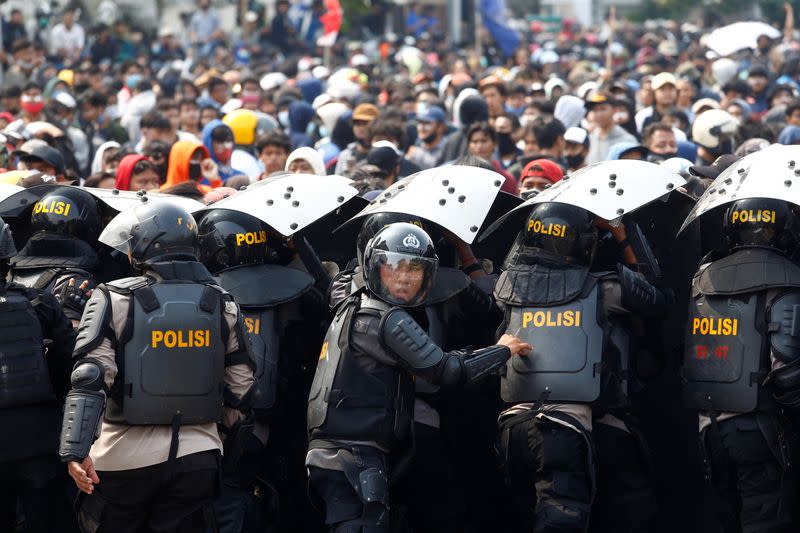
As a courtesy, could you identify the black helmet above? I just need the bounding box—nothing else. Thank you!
[361,222,438,307]
[356,212,433,266]
[0,216,17,260]
[723,198,800,254]
[30,186,102,242]
[99,201,198,265]
[197,209,291,273]
[521,202,598,265]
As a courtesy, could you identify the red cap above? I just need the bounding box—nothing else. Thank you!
[521,159,564,184]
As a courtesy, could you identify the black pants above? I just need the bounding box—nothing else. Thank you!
[0,454,78,533]
[76,451,219,533]
[498,413,594,533]
[308,447,390,533]
[589,419,658,533]
[701,412,798,533]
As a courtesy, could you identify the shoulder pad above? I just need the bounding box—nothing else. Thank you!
[74,289,112,357]
[217,264,313,307]
[380,307,444,370]
[494,264,590,306]
[105,276,152,294]
[426,267,470,305]
[697,249,800,296]
[769,291,800,363]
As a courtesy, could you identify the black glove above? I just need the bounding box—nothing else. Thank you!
[60,279,94,316]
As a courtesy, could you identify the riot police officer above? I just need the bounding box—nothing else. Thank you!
[306,222,531,532]
[495,203,666,532]
[198,208,325,532]
[59,201,257,532]
[684,197,800,532]
[329,212,505,532]
[9,186,102,321]
[0,216,82,533]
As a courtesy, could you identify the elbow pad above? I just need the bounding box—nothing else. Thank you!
[73,290,111,357]
[59,360,106,463]
[380,308,444,370]
[460,345,511,384]
[617,264,667,316]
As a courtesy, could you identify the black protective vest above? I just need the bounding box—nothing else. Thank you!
[496,263,629,406]
[10,233,98,293]
[217,263,312,420]
[0,284,53,408]
[104,273,226,426]
[307,293,415,449]
[682,248,800,412]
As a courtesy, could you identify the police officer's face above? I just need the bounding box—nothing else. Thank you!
[380,260,424,303]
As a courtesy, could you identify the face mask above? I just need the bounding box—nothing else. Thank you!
[520,115,535,128]
[241,92,260,104]
[189,161,202,180]
[21,101,44,114]
[278,110,289,128]
[319,125,330,138]
[306,122,316,136]
[505,104,525,117]
[214,143,233,162]
[421,130,438,144]
[613,111,629,123]
[647,152,676,164]
[497,133,517,155]
[16,59,34,71]
[126,74,142,90]
[566,154,585,168]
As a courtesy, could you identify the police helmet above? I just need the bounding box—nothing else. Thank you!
[357,212,433,267]
[30,186,102,242]
[197,209,291,273]
[723,198,800,254]
[521,202,598,265]
[99,201,198,265]
[361,222,438,307]
[0,216,17,260]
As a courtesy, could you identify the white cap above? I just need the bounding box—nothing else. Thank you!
[312,65,331,80]
[564,127,588,145]
[220,99,243,114]
[53,91,77,109]
[260,72,288,92]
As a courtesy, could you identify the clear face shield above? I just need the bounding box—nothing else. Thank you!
[366,250,438,307]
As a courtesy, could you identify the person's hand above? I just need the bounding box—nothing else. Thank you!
[785,1,793,14]
[201,158,218,181]
[60,278,93,314]
[68,457,100,495]
[594,217,627,241]
[497,334,532,357]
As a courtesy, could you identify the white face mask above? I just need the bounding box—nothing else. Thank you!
[613,111,629,124]
[278,110,290,128]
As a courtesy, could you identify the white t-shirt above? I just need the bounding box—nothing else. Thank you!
[49,23,85,59]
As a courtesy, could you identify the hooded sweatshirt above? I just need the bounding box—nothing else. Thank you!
[90,140,120,174]
[201,119,245,181]
[162,139,220,192]
[288,100,316,150]
[115,154,148,191]
[285,146,326,175]
[436,94,489,165]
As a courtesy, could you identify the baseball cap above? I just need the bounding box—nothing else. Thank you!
[352,103,380,122]
[20,145,65,174]
[366,146,400,175]
[521,159,564,184]
[651,72,678,91]
[417,106,445,123]
[564,127,589,147]
[585,92,615,109]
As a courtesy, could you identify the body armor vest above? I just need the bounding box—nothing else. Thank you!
[105,280,226,425]
[496,263,629,406]
[0,284,54,408]
[307,293,415,449]
[217,264,312,421]
[682,249,800,412]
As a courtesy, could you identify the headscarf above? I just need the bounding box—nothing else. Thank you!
[285,146,326,176]
[90,141,120,174]
[115,154,148,191]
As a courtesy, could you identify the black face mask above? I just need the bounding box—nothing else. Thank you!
[497,133,517,156]
[647,152,676,164]
[357,137,370,149]
[421,131,438,144]
[189,161,202,180]
[566,153,585,168]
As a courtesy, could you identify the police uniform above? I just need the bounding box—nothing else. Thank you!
[683,199,800,532]
[10,187,103,323]
[0,222,81,533]
[58,203,256,533]
[495,203,664,532]
[307,223,517,532]
[198,208,326,532]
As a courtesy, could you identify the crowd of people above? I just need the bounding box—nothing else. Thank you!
[4,1,800,533]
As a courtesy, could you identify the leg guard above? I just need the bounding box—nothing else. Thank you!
[499,410,594,532]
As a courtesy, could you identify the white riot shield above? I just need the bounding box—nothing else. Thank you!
[198,173,359,236]
[481,160,686,240]
[678,144,800,235]
[341,165,505,244]
[82,188,206,214]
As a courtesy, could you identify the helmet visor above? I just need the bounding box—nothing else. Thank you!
[366,250,438,307]
[98,207,144,254]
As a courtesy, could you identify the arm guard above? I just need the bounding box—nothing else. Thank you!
[617,264,668,317]
[379,308,510,385]
[768,292,800,408]
[220,411,256,472]
[73,289,112,357]
[59,360,106,463]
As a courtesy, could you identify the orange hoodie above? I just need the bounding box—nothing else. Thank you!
[161,140,221,193]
